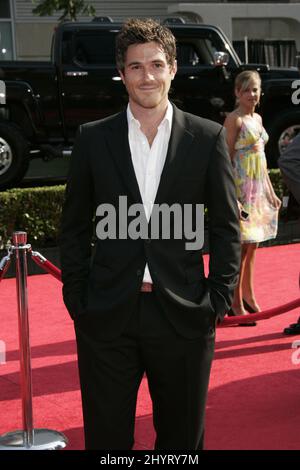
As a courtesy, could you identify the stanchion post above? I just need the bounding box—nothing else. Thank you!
[0,231,68,450]
[14,232,34,447]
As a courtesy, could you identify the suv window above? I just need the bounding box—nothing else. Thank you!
[62,30,117,66]
[177,38,217,66]
[176,43,200,66]
[176,31,235,68]
[177,37,218,66]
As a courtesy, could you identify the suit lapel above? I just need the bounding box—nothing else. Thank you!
[105,111,143,204]
[153,105,195,206]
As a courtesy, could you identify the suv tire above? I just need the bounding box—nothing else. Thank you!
[0,123,29,190]
[266,109,300,167]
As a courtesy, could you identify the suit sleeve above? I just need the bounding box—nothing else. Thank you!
[278,134,300,204]
[59,125,94,319]
[206,127,241,321]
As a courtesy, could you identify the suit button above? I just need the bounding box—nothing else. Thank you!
[136,269,142,276]
[145,239,151,244]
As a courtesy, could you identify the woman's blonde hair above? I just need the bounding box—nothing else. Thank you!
[235,70,261,93]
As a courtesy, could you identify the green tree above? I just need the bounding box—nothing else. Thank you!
[32,0,96,22]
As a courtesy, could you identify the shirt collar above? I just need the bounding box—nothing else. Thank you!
[127,101,173,132]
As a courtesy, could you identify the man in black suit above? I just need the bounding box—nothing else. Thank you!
[278,135,300,335]
[278,134,300,205]
[60,18,240,450]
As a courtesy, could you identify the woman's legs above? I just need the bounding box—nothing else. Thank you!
[231,243,249,315]
[241,243,260,312]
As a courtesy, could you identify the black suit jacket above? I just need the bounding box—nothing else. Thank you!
[278,133,300,205]
[59,105,241,340]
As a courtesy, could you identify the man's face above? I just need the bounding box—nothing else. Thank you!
[119,41,177,111]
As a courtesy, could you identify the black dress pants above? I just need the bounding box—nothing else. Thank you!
[74,290,215,450]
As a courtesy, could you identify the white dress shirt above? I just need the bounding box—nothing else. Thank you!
[127,101,173,283]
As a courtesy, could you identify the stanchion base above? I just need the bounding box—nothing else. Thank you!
[0,429,68,450]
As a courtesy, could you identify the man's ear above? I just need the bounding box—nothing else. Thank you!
[118,69,126,85]
[171,60,177,80]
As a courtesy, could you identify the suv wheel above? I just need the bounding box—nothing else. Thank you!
[266,110,300,167]
[0,123,29,190]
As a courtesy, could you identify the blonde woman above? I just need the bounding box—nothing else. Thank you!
[224,70,281,322]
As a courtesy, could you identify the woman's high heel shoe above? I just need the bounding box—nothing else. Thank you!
[228,308,256,326]
[243,299,260,314]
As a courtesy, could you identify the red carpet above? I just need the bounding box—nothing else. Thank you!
[0,243,299,450]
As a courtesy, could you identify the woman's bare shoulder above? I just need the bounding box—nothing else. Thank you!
[224,111,243,129]
[254,112,263,124]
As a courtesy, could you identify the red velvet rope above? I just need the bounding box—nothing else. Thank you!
[0,255,11,283]
[30,252,62,282]
[220,297,300,327]
[28,251,300,325]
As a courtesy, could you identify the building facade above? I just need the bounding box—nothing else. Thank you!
[0,1,15,60]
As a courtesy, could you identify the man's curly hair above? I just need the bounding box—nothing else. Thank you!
[116,18,176,71]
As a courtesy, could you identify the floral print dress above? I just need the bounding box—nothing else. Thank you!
[233,115,279,243]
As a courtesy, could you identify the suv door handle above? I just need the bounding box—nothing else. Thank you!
[64,71,89,77]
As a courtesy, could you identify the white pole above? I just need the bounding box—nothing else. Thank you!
[244,36,249,63]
